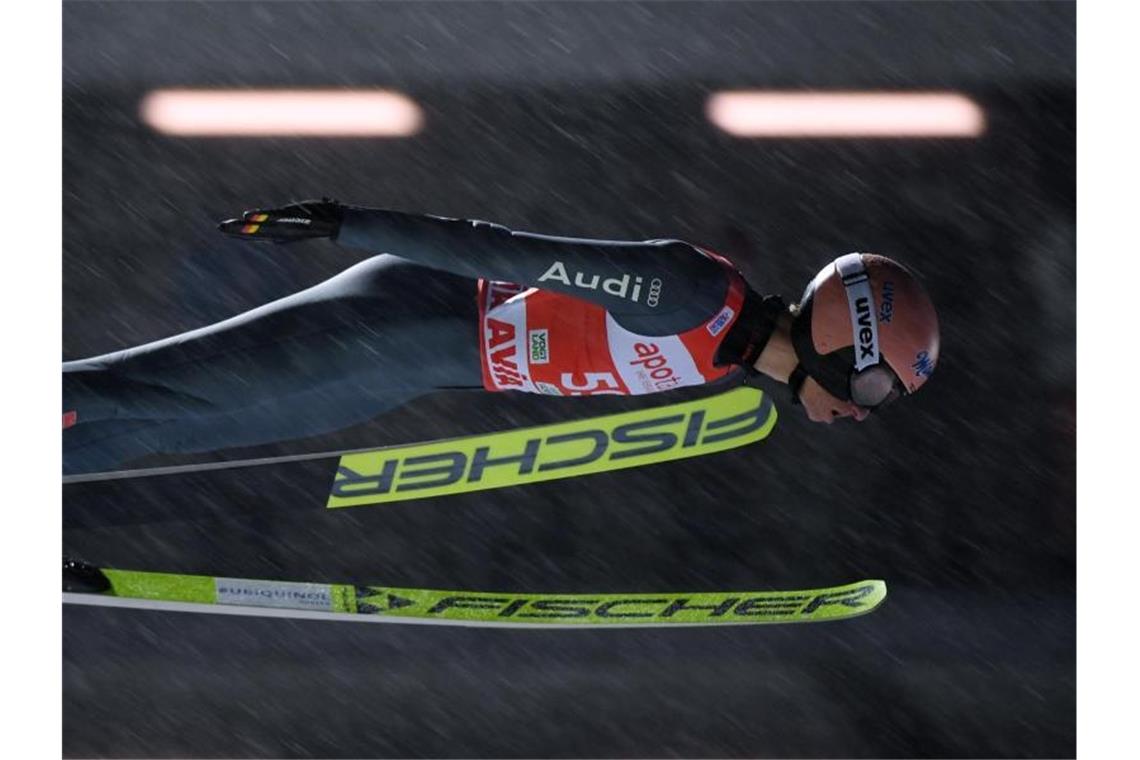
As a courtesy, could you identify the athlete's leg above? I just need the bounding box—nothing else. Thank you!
[63,255,481,472]
[62,387,429,474]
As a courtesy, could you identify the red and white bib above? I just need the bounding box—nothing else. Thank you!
[477,253,748,396]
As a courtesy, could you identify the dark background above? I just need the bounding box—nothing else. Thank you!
[62,2,1075,757]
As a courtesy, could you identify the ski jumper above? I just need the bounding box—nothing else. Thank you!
[63,207,777,473]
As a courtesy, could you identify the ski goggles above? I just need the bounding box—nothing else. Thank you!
[788,354,903,409]
[790,253,905,411]
[848,363,904,409]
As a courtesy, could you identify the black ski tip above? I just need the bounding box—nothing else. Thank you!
[63,557,112,594]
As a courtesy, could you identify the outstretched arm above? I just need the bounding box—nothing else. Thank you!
[220,200,731,332]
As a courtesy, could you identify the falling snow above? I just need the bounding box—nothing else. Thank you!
[63,2,1075,757]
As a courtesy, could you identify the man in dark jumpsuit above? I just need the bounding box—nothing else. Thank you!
[63,200,939,474]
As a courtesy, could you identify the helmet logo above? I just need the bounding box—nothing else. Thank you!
[837,253,881,371]
[878,281,895,323]
[912,351,935,378]
[855,297,877,362]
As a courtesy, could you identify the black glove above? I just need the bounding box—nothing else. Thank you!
[218,198,345,243]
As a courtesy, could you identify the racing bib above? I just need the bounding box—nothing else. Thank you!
[477,262,747,397]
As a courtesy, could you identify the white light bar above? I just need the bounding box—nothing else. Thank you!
[706,91,985,138]
[140,89,424,137]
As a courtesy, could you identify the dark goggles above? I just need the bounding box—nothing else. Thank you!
[849,363,904,409]
[788,347,904,411]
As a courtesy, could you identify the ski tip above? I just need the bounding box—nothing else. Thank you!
[852,579,888,615]
[63,557,111,594]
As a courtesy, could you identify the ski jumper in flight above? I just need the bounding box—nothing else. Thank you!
[63,200,940,474]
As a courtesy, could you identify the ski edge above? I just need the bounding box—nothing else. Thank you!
[62,591,884,629]
[60,437,468,485]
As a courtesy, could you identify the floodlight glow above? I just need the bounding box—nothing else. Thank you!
[706,92,985,138]
[140,89,424,137]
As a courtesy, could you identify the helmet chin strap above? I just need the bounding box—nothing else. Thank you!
[788,364,810,405]
[788,253,880,405]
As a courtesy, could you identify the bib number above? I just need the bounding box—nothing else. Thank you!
[560,371,623,396]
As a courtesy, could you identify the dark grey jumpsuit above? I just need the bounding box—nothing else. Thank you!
[63,207,758,474]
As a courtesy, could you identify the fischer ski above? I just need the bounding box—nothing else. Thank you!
[63,560,886,628]
[65,387,776,512]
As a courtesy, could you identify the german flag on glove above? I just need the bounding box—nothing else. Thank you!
[218,198,344,243]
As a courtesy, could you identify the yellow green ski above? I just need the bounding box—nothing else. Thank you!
[63,562,886,628]
[329,386,775,507]
[65,387,777,510]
